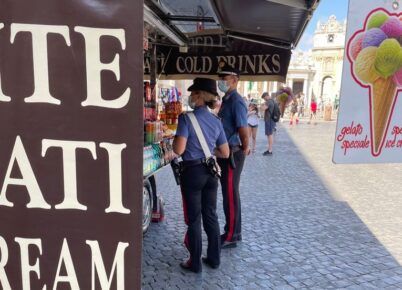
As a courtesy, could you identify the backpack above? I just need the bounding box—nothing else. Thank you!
[270,100,281,122]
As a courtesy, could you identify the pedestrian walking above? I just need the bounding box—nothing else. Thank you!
[318,97,325,118]
[262,92,276,155]
[298,94,305,118]
[289,97,299,126]
[217,64,249,249]
[247,103,259,153]
[173,78,230,273]
[308,97,318,125]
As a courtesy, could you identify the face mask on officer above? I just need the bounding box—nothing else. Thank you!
[218,80,230,93]
[188,94,197,109]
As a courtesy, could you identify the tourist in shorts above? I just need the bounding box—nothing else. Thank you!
[247,103,259,153]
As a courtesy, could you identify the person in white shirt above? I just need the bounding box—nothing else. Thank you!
[247,103,259,153]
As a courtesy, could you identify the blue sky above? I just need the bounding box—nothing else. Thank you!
[296,0,349,51]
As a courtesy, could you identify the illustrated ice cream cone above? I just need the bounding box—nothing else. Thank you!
[371,77,397,152]
[348,10,402,155]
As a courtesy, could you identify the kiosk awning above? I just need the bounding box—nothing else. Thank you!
[144,0,320,81]
[210,0,319,49]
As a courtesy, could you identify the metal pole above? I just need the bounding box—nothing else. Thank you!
[150,40,158,106]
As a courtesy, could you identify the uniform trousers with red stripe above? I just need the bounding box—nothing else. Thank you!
[218,150,245,242]
[180,164,221,271]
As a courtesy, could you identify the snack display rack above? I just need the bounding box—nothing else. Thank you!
[142,80,182,233]
[143,82,181,178]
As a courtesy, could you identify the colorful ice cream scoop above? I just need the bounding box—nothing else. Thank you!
[350,33,364,60]
[362,28,388,48]
[367,11,389,29]
[354,47,380,83]
[374,38,402,78]
[380,17,402,38]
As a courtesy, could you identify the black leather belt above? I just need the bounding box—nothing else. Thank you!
[181,158,206,167]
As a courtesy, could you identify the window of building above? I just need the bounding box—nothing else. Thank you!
[292,80,304,96]
[328,34,335,43]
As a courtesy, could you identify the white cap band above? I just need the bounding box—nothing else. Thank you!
[219,71,238,76]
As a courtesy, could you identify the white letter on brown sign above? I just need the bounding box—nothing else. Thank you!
[0,23,10,103]
[74,27,130,109]
[99,143,130,214]
[0,136,50,209]
[86,240,128,290]
[53,239,79,290]
[15,238,46,290]
[42,139,97,211]
[10,24,71,105]
[0,236,11,290]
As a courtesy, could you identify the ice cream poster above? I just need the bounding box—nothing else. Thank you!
[334,0,402,163]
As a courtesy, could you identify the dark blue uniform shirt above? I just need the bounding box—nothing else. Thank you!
[176,106,227,161]
[218,90,248,146]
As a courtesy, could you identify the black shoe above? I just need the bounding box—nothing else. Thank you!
[202,257,219,269]
[221,240,237,249]
[263,150,272,156]
[180,261,201,273]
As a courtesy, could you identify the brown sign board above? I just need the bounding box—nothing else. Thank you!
[0,0,143,289]
[144,35,291,81]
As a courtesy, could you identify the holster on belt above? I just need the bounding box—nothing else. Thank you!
[170,158,182,185]
[229,146,241,169]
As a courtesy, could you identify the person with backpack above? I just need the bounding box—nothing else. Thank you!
[262,92,278,156]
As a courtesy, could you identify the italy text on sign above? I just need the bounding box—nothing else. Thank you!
[334,1,402,163]
[144,35,291,81]
[0,0,143,288]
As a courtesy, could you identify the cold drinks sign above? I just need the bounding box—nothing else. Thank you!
[0,0,143,289]
[334,0,402,163]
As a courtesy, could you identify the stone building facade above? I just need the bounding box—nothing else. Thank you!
[236,15,346,108]
[286,15,346,107]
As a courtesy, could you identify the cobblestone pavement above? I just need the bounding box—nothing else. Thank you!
[142,119,402,290]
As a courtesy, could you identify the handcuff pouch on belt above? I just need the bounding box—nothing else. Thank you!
[187,112,221,179]
[205,156,221,178]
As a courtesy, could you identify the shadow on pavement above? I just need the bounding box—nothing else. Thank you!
[142,121,402,290]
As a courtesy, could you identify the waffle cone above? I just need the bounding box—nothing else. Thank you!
[372,77,397,153]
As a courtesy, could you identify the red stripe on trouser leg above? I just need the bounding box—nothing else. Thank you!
[226,163,235,241]
[184,232,190,251]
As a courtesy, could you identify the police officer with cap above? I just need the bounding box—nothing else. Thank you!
[217,64,250,248]
[173,78,229,273]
